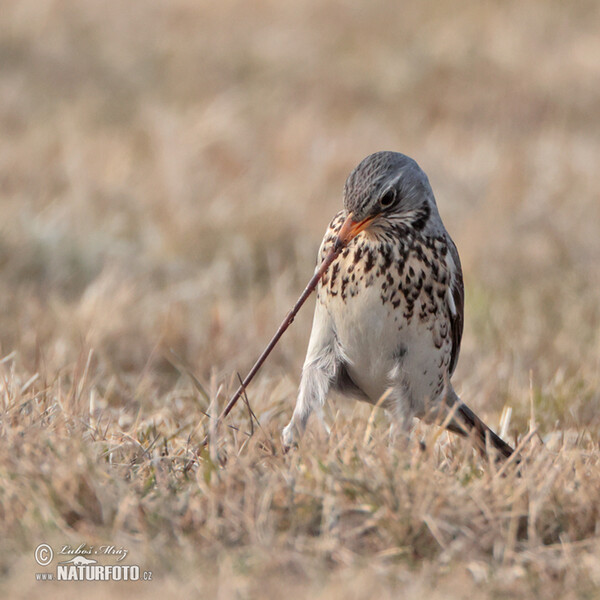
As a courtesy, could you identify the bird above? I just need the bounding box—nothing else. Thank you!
[282,151,514,459]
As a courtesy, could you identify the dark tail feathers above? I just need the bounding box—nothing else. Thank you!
[447,402,514,460]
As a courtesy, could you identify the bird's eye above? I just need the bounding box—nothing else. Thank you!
[379,189,396,208]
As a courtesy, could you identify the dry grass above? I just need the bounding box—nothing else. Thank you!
[1,0,600,597]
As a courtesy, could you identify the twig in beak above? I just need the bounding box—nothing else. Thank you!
[199,226,349,449]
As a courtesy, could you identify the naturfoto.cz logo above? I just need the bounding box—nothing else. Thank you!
[34,543,153,582]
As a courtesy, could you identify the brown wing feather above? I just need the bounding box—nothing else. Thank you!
[447,237,464,376]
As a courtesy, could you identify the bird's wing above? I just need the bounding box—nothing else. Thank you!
[446,237,464,376]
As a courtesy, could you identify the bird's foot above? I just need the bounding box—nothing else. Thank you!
[281,423,298,453]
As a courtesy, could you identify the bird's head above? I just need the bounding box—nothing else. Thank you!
[336,151,440,248]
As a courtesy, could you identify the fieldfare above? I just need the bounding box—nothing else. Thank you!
[282,151,514,458]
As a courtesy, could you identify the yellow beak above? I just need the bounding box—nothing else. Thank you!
[335,211,376,248]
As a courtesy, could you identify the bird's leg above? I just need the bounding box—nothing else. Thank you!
[384,414,410,450]
[282,347,338,450]
[382,381,417,451]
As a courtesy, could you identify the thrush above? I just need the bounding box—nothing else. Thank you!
[282,151,514,459]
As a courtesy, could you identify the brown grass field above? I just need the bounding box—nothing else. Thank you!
[1,1,600,598]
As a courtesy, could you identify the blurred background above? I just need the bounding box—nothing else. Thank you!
[1,0,599,430]
[2,1,600,597]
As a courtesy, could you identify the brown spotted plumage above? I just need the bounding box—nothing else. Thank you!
[282,151,514,459]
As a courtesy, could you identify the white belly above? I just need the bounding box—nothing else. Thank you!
[312,227,456,416]
[324,273,451,413]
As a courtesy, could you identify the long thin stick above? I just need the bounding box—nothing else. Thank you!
[202,245,342,446]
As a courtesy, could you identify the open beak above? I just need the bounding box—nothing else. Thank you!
[335,212,376,250]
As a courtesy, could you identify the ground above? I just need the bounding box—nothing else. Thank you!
[1,1,600,598]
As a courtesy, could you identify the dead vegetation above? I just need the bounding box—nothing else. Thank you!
[1,0,600,598]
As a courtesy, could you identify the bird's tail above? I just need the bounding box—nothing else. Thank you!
[446,402,514,460]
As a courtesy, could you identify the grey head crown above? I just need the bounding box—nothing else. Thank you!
[343,151,442,234]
